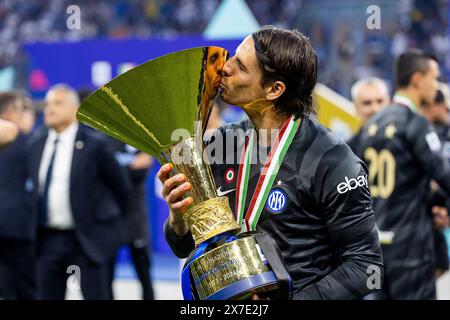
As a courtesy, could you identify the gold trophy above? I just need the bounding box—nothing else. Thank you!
[77,47,292,300]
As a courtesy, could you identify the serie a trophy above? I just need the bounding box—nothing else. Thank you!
[77,47,292,300]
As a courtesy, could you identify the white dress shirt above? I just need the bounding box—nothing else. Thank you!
[38,122,78,229]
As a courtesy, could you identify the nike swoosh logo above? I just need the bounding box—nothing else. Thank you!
[217,186,236,196]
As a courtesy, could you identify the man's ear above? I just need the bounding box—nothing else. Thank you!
[265,81,286,102]
[410,71,423,89]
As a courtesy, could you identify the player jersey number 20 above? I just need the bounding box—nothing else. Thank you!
[363,148,396,199]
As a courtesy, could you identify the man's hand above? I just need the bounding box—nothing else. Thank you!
[157,163,193,237]
[432,206,449,230]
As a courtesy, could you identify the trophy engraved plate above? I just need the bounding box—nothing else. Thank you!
[191,236,279,300]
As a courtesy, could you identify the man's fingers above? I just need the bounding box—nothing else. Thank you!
[157,163,193,218]
[157,163,193,214]
[166,181,192,203]
[171,197,193,211]
[157,163,173,182]
[162,174,188,197]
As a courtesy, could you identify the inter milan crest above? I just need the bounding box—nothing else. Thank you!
[224,168,235,184]
[266,188,287,213]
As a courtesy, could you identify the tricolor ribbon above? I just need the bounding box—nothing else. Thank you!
[235,115,301,231]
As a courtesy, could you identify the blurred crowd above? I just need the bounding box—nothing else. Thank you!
[301,0,449,97]
[0,0,300,68]
[0,0,448,99]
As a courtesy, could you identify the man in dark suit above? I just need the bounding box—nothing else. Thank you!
[28,84,130,300]
[0,92,35,299]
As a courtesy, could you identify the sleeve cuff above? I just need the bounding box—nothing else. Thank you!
[163,218,195,258]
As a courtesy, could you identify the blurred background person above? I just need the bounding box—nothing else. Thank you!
[421,82,450,131]
[420,82,450,278]
[27,84,131,300]
[0,118,19,148]
[78,88,156,300]
[359,49,450,299]
[0,92,35,299]
[14,91,36,135]
[107,141,155,300]
[347,77,390,156]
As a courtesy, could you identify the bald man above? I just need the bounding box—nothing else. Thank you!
[347,77,390,157]
[28,84,131,300]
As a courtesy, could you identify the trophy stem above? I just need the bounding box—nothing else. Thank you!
[160,136,217,205]
[183,196,240,247]
[158,137,239,246]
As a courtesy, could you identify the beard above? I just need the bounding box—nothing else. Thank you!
[219,88,235,106]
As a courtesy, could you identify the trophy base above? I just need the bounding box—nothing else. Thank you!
[206,272,279,300]
[184,233,283,300]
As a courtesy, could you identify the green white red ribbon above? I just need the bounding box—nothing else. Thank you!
[235,115,301,231]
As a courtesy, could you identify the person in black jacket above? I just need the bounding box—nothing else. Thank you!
[158,26,383,300]
[0,92,35,299]
[28,84,131,300]
[107,140,155,300]
[358,50,450,299]
[419,84,450,278]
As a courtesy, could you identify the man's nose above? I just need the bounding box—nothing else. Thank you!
[221,60,232,77]
[374,103,383,111]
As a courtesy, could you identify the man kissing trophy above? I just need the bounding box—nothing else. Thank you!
[77,47,292,300]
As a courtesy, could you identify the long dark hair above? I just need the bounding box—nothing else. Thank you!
[252,26,318,117]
